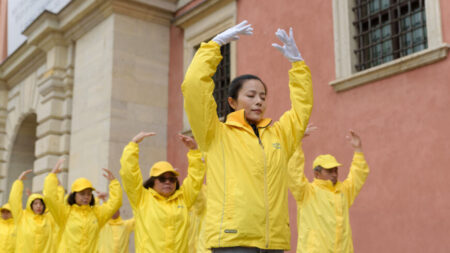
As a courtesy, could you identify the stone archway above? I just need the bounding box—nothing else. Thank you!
[5,114,37,203]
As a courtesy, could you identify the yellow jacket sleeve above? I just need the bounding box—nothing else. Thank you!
[180,150,206,209]
[119,142,144,210]
[273,61,313,158]
[56,185,65,203]
[95,179,123,228]
[43,173,70,228]
[8,180,24,222]
[125,218,135,232]
[342,152,370,206]
[181,41,222,152]
[287,145,311,203]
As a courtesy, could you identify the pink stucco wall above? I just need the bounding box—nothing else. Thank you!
[168,0,450,252]
[0,0,7,63]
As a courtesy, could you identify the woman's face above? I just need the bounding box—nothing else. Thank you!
[75,188,93,206]
[31,199,45,214]
[153,172,177,198]
[228,79,267,125]
[1,209,12,220]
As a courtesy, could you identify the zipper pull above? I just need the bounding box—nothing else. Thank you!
[258,138,264,149]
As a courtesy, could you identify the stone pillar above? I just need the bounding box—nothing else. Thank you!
[0,80,7,202]
[34,33,73,191]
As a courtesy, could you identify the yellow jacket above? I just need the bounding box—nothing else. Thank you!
[0,204,16,253]
[288,146,369,253]
[188,186,210,253]
[43,173,122,253]
[8,180,58,253]
[98,216,135,253]
[119,142,206,253]
[181,41,313,250]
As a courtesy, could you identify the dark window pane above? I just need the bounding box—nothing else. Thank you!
[353,0,427,71]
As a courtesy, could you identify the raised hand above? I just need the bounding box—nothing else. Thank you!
[272,27,303,62]
[304,123,318,138]
[132,132,156,144]
[102,168,115,181]
[51,158,65,174]
[178,133,198,150]
[346,130,363,152]
[18,169,32,181]
[212,20,253,46]
[95,191,108,202]
[25,188,32,197]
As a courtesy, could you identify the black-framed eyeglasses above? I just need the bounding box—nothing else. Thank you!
[157,176,177,183]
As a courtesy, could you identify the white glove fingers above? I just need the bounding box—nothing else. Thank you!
[289,27,294,40]
[271,43,284,52]
[236,20,248,28]
[275,29,289,43]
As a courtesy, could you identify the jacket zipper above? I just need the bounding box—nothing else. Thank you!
[258,137,270,248]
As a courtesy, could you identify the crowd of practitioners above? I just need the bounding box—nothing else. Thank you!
[0,20,369,253]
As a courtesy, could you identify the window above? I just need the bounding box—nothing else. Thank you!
[353,0,427,71]
[331,0,445,91]
[176,0,237,131]
[193,42,231,119]
[212,43,231,119]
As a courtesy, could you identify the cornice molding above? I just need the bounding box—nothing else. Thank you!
[0,0,176,86]
[173,0,234,28]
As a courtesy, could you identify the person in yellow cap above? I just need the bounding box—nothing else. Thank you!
[182,21,313,252]
[0,203,16,253]
[7,169,63,253]
[97,192,135,253]
[119,131,206,253]
[288,130,369,253]
[43,159,122,253]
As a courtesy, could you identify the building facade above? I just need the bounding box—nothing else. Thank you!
[0,0,449,252]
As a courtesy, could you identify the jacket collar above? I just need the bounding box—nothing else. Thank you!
[149,188,182,201]
[225,109,272,132]
[313,178,342,192]
[109,216,123,225]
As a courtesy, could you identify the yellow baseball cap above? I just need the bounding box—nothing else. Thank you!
[149,161,179,177]
[71,178,95,192]
[0,203,11,212]
[313,154,342,169]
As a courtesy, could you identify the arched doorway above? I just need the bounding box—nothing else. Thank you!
[6,114,37,205]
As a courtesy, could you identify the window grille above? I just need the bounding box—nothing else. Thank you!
[353,0,427,71]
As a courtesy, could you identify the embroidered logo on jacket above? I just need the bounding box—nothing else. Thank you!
[272,143,281,149]
[224,229,238,234]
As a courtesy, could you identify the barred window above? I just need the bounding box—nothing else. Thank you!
[194,43,231,119]
[353,0,427,71]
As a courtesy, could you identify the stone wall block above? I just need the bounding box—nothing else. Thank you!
[33,154,69,174]
[36,118,63,138]
[37,98,65,124]
[35,134,63,158]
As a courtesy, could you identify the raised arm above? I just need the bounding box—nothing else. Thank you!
[43,159,70,228]
[342,130,370,206]
[96,168,123,228]
[8,170,32,221]
[287,124,317,203]
[119,132,155,209]
[181,21,253,151]
[272,28,313,158]
[177,134,206,209]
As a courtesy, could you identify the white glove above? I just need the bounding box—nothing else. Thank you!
[212,20,253,46]
[272,27,303,62]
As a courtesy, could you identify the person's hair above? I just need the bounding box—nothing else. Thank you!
[67,192,95,206]
[225,74,267,119]
[143,176,180,190]
[30,198,46,214]
[313,166,323,173]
